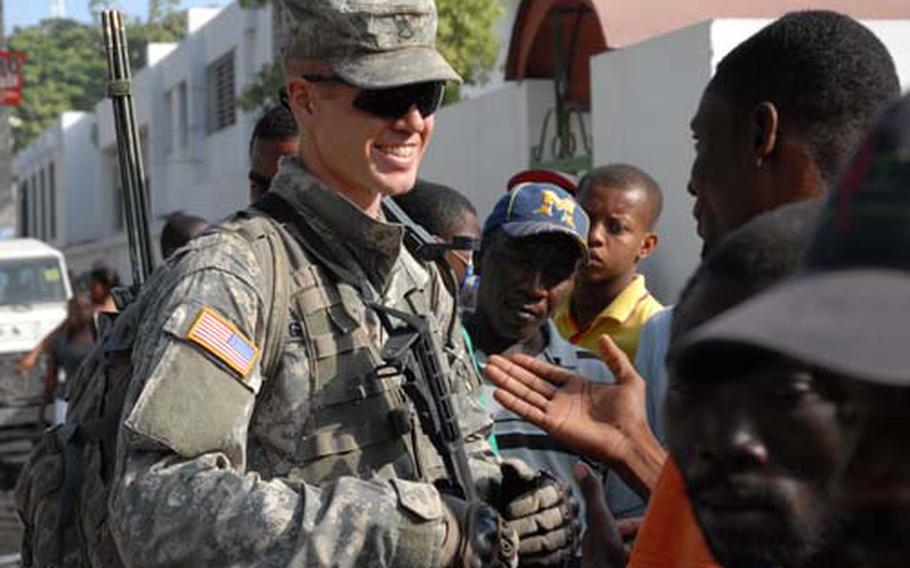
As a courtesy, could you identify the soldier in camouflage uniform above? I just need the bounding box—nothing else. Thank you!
[108,0,579,566]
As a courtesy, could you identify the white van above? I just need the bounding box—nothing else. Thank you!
[0,239,71,477]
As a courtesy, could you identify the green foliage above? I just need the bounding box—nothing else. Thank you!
[149,0,183,23]
[10,2,187,152]
[238,0,503,112]
[436,0,502,86]
[9,18,108,152]
[128,11,187,69]
[238,62,286,112]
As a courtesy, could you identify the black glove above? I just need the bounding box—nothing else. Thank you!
[497,459,580,567]
[441,495,519,568]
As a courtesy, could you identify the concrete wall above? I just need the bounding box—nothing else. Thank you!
[12,112,100,250]
[12,122,60,245]
[59,113,101,247]
[591,18,910,303]
[421,79,556,219]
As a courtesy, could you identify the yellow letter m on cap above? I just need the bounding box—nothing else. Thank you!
[535,190,576,228]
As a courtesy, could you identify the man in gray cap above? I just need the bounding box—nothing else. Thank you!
[103,0,577,566]
[669,94,910,567]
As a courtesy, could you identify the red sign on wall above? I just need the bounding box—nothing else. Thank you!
[0,51,26,107]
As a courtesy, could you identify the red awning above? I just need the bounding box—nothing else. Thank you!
[505,0,609,109]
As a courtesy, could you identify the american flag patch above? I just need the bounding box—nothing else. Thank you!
[187,307,260,378]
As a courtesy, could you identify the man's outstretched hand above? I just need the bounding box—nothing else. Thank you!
[484,335,666,496]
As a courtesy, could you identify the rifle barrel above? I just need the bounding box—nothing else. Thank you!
[101,10,155,287]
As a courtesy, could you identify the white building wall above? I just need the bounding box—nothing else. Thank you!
[12,123,59,245]
[59,112,101,247]
[190,5,276,219]
[421,80,555,219]
[591,18,910,303]
[12,112,100,251]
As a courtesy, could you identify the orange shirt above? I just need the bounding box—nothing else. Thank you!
[629,458,721,568]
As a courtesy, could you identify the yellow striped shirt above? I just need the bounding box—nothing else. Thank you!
[554,274,664,361]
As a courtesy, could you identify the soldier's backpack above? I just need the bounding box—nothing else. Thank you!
[14,210,295,568]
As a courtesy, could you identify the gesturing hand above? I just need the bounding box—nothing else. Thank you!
[484,335,666,496]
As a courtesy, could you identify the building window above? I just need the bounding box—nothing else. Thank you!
[48,163,56,241]
[177,81,189,148]
[205,51,236,134]
[38,169,46,241]
[19,179,29,238]
[30,174,38,240]
[163,90,174,156]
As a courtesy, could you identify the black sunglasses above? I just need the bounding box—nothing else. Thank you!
[302,74,446,120]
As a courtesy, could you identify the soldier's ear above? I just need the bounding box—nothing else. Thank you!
[287,77,318,121]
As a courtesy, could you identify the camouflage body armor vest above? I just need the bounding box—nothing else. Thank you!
[245,192,475,487]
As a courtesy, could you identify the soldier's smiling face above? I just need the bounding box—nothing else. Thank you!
[299,80,434,202]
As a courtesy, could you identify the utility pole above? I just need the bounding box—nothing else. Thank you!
[0,0,12,237]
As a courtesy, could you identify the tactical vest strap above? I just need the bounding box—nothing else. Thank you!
[300,409,413,460]
[311,331,373,360]
[297,286,336,315]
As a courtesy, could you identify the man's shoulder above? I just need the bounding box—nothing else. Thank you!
[640,306,673,339]
[174,216,267,272]
[150,220,268,299]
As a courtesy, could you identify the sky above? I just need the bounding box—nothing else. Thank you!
[5,0,232,35]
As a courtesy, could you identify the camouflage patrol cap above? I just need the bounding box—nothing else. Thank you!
[279,0,462,89]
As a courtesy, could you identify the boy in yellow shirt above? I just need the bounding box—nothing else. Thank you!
[555,164,663,359]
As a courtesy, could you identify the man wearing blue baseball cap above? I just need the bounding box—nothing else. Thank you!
[463,182,648,549]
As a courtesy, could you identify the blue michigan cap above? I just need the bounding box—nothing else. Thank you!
[483,182,589,260]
